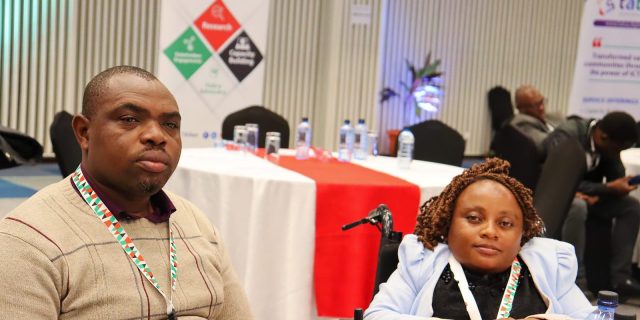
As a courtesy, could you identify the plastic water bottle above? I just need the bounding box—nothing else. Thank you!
[338,119,354,162]
[587,291,618,320]
[353,118,368,160]
[295,117,311,160]
[397,130,414,169]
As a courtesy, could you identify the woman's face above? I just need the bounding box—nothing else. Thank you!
[447,179,524,274]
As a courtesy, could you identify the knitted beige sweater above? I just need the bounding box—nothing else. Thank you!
[0,178,253,319]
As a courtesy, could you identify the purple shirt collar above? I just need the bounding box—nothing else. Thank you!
[70,164,176,223]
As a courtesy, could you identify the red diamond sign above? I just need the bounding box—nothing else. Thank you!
[194,0,241,51]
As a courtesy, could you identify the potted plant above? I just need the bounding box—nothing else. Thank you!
[380,53,443,154]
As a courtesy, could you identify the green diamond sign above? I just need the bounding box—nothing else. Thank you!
[164,27,212,80]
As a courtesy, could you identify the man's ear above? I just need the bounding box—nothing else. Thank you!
[72,114,90,151]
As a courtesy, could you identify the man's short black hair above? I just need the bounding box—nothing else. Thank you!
[82,65,158,117]
[597,111,638,145]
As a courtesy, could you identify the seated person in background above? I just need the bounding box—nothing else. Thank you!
[543,111,640,296]
[509,85,590,276]
[365,158,594,320]
[0,66,253,319]
[510,85,564,152]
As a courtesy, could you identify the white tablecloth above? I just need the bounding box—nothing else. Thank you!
[620,148,640,265]
[165,148,463,320]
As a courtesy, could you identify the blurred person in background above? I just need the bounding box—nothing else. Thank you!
[543,111,640,298]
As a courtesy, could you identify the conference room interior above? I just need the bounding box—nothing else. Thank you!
[2,0,640,318]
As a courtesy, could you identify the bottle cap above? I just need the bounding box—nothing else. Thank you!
[302,117,309,122]
[353,308,363,319]
[597,290,618,307]
[358,118,365,124]
[344,119,351,125]
[615,311,636,320]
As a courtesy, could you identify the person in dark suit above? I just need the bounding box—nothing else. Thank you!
[510,85,564,152]
[543,111,640,296]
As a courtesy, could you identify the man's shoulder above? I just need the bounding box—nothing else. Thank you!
[544,112,565,126]
[4,178,74,219]
[163,190,221,241]
[163,190,198,213]
[0,178,84,257]
[511,113,538,125]
[555,117,591,132]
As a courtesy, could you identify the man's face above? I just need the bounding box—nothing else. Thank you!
[80,74,182,197]
[447,179,524,274]
[593,127,633,158]
[518,89,546,121]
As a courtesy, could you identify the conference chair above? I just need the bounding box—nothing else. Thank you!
[636,121,640,147]
[490,124,541,191]
[221,105,290,148]
[50,111,82,177]
[585,214,613,294]
[399,120,465,167]
[487,86,514,132]
[533,137,586,239]
[0,125,43,169]
[351,231,402,320]
[372,231,402,298]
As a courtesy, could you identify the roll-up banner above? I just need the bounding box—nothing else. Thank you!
[568,0,640,119]
[158,0,269,147]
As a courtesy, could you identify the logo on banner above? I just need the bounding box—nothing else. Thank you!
[592,37,603,47]
[195,0,241,51]
[163,27,212,79]
[219,31,263,81]
[597,0,640,16]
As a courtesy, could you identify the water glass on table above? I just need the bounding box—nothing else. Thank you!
[233,125,247,151]
[265,132,281,162]
[245,123,259,153]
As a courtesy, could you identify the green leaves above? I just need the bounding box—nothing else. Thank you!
[380,52,443,119]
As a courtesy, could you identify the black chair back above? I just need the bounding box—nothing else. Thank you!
[533,138,586,239]
[401,120,465,167]
[372,231,402,298]
[221,106,290,148]
[50,111,82,177]
[490,125,541,191]
[488,86,514,132]
[0,125,43,169]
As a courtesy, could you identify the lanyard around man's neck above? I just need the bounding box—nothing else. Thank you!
[448,255,522,320]
[72,166,178,319]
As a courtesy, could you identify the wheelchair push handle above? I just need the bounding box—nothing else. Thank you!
[341,204,395,238]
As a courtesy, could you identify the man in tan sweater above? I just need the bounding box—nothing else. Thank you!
[0,66,254,319]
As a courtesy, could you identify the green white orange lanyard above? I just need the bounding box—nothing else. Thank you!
[448,255,521,320]
[72,166,178,319]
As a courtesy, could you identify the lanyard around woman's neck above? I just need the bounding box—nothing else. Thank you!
[447,255,521,320]
[72,166,178,320]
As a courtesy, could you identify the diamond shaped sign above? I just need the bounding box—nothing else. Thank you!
[163,27,212,80]
[194,0,241,51]
[219,31,263,82]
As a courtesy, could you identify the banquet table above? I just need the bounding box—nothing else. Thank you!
[620,148,640,266]
[164,148,463,320]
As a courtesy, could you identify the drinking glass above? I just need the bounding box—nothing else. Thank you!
[245,123,259,153]
[233,125,247,151]
[367,131,378,156]
[264,132,281,161]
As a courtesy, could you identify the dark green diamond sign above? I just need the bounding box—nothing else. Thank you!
[163,27,212,80]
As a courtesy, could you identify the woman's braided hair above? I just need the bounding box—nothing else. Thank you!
[414,158,545,250]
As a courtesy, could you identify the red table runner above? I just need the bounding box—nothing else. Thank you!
[274,155,421,317]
